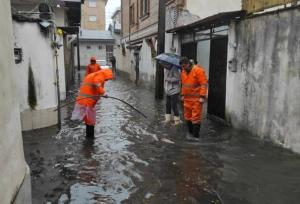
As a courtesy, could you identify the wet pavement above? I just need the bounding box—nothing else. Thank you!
[23,72,300,204]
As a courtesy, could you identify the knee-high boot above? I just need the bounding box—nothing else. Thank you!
[186,121,193,134]
[193,124,201,138]
[86,124,94,138]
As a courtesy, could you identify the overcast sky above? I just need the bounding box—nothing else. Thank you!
[105,0,121,29]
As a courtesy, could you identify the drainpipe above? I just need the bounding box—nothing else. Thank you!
[77,32,81,71]
[54,47,61,131]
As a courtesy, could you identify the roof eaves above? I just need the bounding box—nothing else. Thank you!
[166,10,246,33]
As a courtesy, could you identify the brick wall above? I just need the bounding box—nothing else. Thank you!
[81,0,106,30]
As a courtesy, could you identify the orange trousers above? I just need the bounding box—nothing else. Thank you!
[183,100,203,124]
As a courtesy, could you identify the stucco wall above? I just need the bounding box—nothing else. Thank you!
[13,21,59,130]
[226,9,300,153]
[0,1,29,203]
[74,41,109,67]
[186,0,242,19]
[115,45,134,79]
[139,39,157,88]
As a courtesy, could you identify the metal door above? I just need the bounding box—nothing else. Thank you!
[181,42,197,61]
[207,37,228,119]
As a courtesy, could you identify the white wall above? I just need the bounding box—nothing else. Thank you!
[226,9,300,153]
[0,1,28,203]
[13,21,59,130]
[139,39,157,87]
[186,0,242,19]
[74,41,108,67]
[56,34,67,100]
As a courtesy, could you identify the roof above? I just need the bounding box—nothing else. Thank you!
[167,10,246,33]
[111,8,121,19]
[79,29,115,43]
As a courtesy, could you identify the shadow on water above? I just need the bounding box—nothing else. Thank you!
[23,72,300,204]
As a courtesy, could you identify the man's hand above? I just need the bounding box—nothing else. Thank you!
[181,96,184,101]
[199,97,206,103]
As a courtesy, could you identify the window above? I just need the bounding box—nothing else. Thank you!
[14,48,22,64]
[129,4,135,26]
[140,0,149,18]
[89,16,97,22]
[88,0,96,7]
[87,45,91,49]
[98,45,102,50]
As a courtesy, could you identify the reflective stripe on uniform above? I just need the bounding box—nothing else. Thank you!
[182,93,201,97]
[81,82,101,88]
[78,93,98,100]
[182,83,208,88]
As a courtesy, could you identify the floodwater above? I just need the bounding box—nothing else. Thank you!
[23,72,300,204]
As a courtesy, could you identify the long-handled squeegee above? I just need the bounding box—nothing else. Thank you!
[54,95,148,119]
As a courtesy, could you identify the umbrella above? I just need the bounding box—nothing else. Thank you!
[155,53,181,68]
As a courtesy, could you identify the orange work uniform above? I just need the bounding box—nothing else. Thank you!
[85,57,101,76]
[85,63,101,76]
[181,64,208,124]
[76,69,113,125]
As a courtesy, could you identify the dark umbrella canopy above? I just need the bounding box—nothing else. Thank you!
[155,53,181,68]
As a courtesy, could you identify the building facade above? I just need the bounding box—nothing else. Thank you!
[226,3,300,153]
[120,0,178,86]
[11,0,82,130]
[81,0,107,30]
[75,29,115,68]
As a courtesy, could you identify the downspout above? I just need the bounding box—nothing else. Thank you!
[50,12,62,131]
[76,32,81,71]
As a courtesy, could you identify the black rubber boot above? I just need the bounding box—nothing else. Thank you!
[86,124,95,138]
[193,124,201,138]
[186,121,193,134]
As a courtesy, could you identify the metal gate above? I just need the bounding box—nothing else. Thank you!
[207,37,228,119]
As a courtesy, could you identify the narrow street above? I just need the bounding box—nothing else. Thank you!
[23,72,300,204]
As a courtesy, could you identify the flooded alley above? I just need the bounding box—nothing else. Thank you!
[23,73,300,204]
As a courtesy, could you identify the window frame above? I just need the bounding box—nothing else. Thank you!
[88,0,97,7]
[129,4,135,26]
[88,15,97,22]
[140,0,150,20]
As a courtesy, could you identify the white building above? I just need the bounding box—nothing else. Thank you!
[109,8,122,75]
[0,1,31,203]
[11,0,82,130]
[74,29,115,68]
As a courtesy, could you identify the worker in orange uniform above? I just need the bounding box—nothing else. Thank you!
[180,57,208,138]
[71,69,113,138]
[85,56,101,76]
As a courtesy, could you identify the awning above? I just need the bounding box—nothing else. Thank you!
[166,10,246,33]
[58,26,79,34]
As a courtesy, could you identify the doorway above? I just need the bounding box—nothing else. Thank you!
[207,37,228,119]
[133,49,140,85]
[181,42,197,61]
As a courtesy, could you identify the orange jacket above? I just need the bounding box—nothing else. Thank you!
[85,63,101,76]
[77,69,113,107]
[181,64,208,101]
